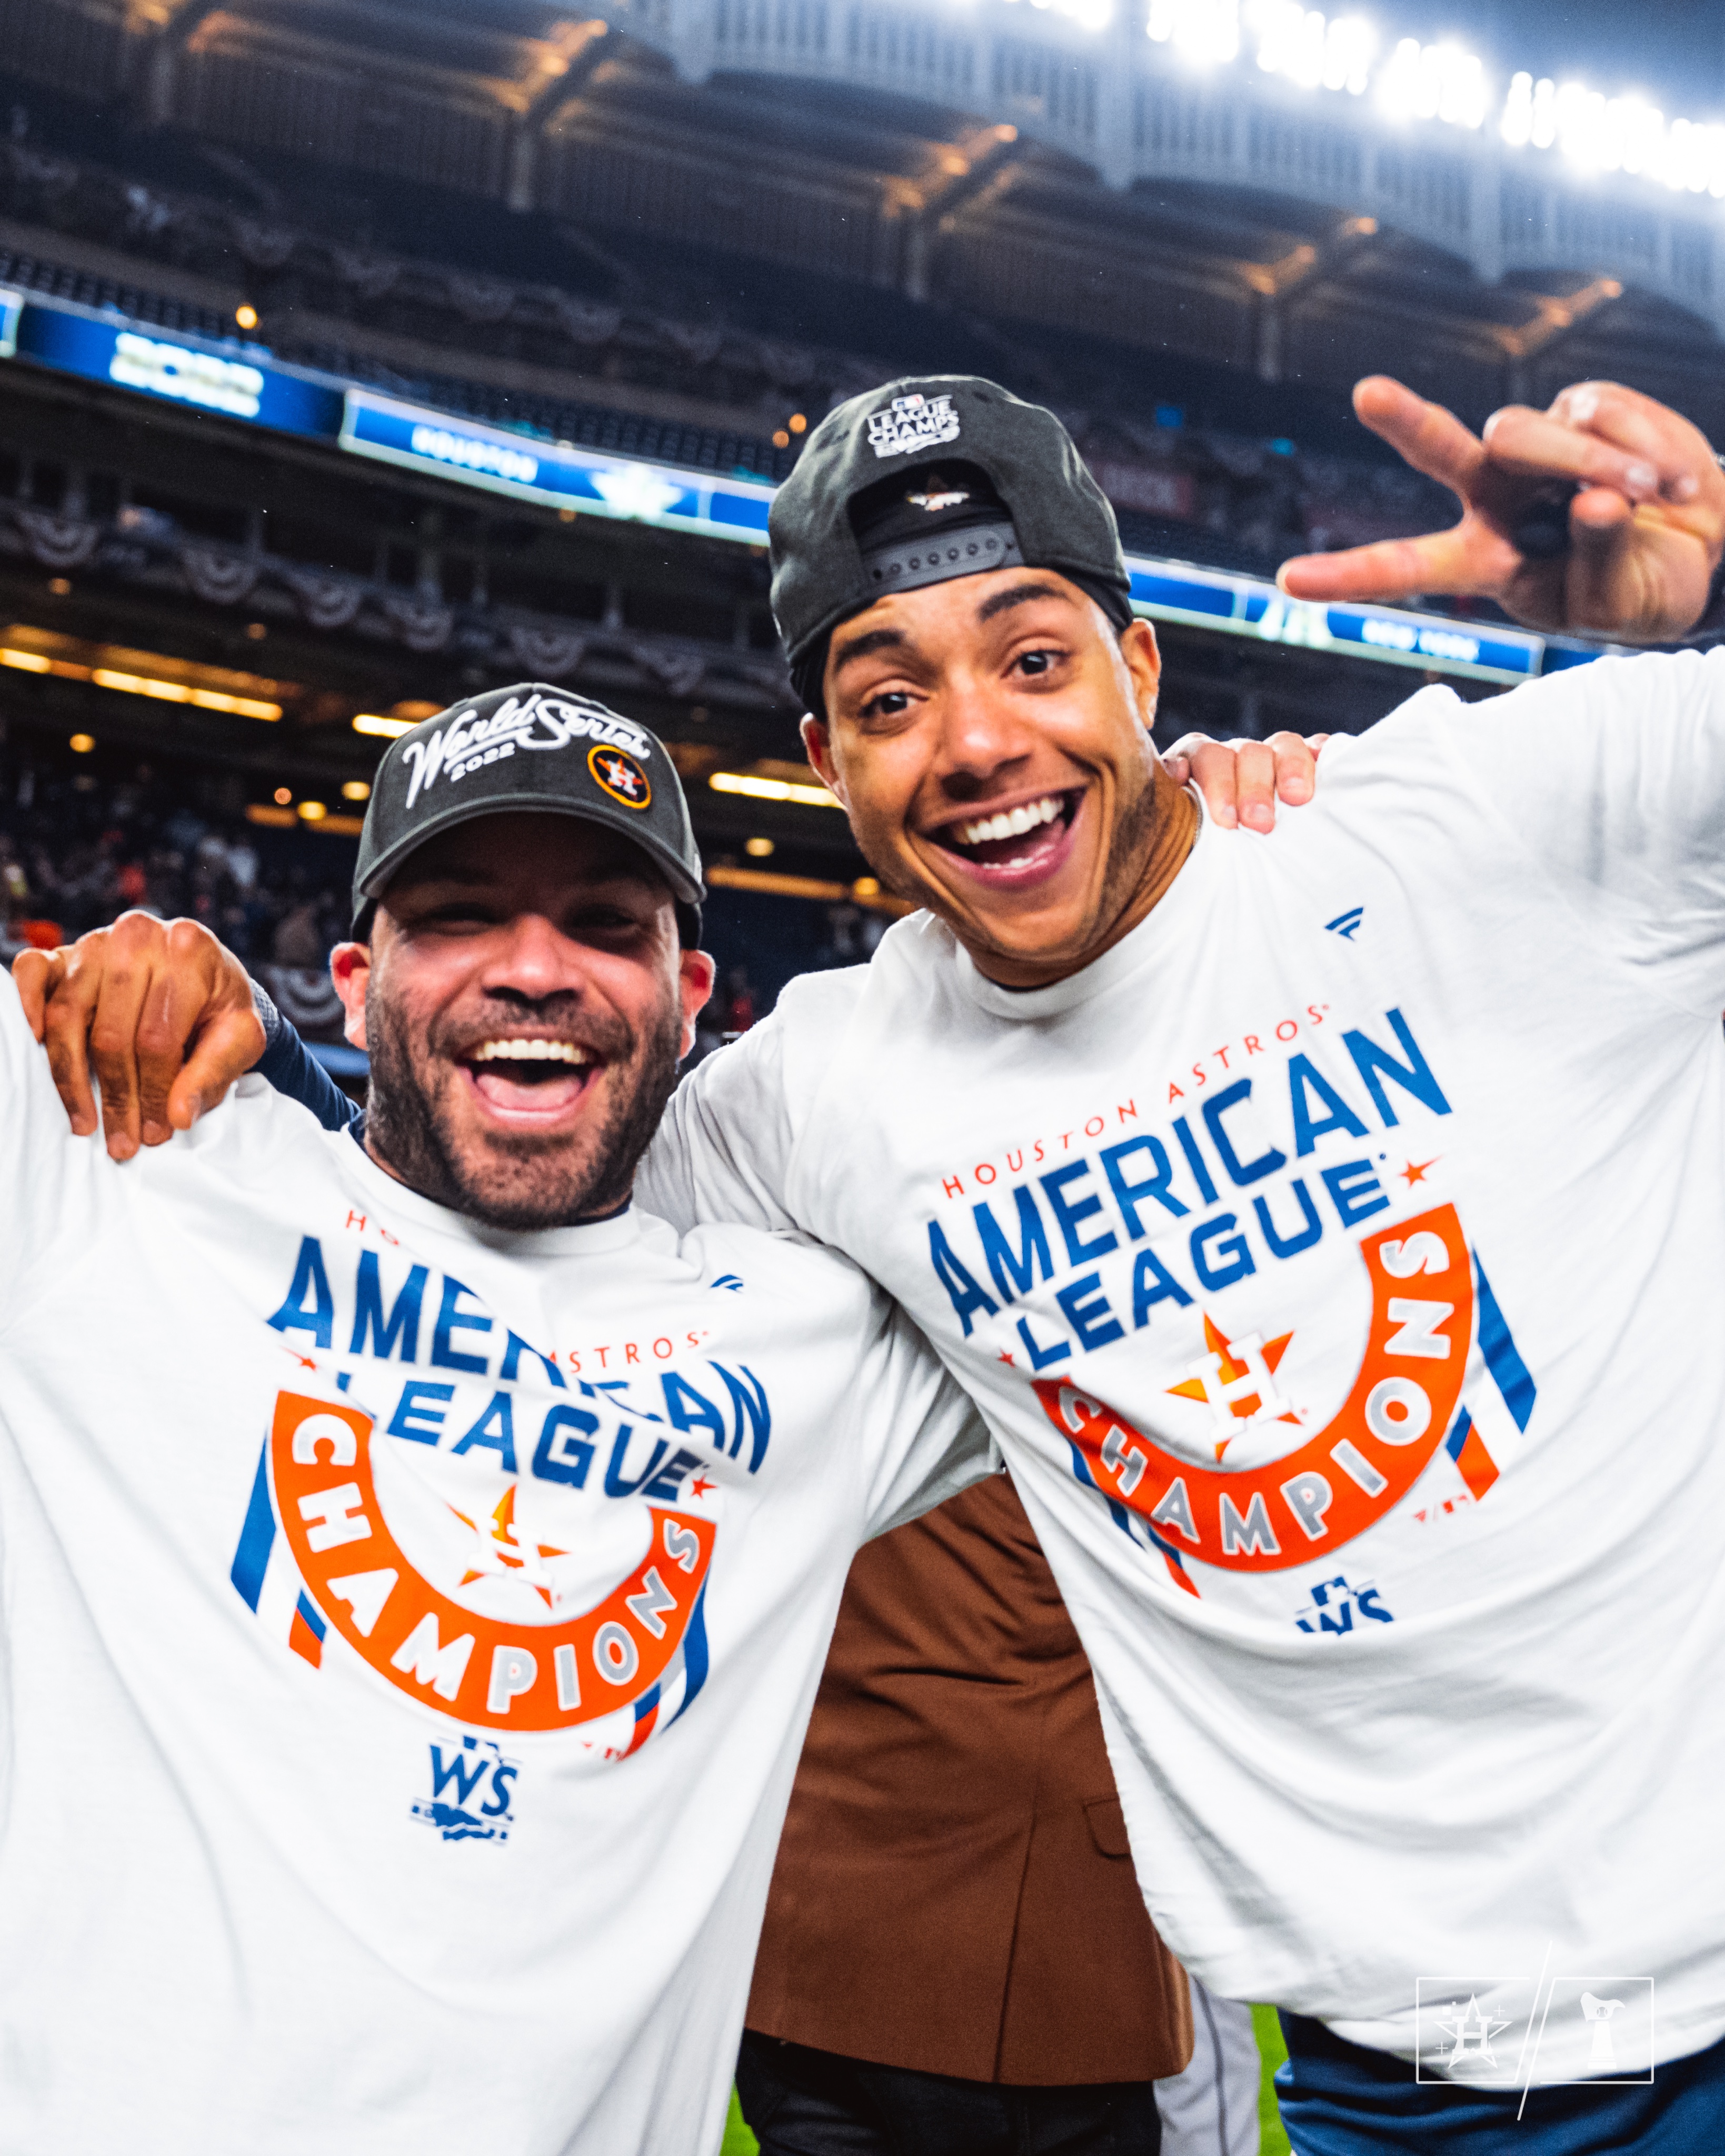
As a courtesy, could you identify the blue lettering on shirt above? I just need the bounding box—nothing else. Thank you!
[924,1006,1452,1356]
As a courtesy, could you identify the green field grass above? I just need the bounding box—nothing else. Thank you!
[719,2011,1293,2154]
[1252,2002,1292,2156]
[721,2089,755,2154]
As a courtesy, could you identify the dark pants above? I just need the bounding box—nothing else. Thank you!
[736,2032,1164,2156]
[1276,2012,1725,2155]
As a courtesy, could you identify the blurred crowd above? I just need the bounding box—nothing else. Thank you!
[0,762,350,986]
[0,761,901,1054]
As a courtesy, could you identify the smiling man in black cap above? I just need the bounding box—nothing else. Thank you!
[0,681,1019,2153]
[639,371,1725,2154]
[774,379,1212,987]
[331,682,709,1229]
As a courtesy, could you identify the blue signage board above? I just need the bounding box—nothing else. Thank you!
[1127,557,1544,685]
[2,291,344,439]
[1127,564,1241,624]
[340,388,775,544]
[1320,598,1542,681]
[0,280,1601,687]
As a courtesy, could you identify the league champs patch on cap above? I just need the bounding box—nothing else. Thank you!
[352,683,704,937]
[769,375,1133,679]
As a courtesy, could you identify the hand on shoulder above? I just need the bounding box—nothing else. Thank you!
[11,912,263,1160]
[1161,732,1329,833]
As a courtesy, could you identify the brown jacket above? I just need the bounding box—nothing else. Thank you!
[746,1471,1192,2085]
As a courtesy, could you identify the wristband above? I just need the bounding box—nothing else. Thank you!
[248,976,282,1062]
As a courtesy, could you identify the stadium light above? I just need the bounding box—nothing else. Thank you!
[1247,4,1374,96]
[353,712,415,737]
[0,641,280,717]
[86,665,281,720]
[1501,72,1725,196]
[1138,0,1725,198]
[1001,0,1113,31]
[709,770,845,810]
[1379,36,1485,128]
[1146,0,1239,66]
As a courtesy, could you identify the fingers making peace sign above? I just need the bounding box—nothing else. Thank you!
[1278,374,1725,644]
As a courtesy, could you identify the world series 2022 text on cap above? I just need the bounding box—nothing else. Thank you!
[351,683,705,942]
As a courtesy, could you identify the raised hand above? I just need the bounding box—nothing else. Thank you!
[1163,731,1329,833]
[12,913,264,1158]
[1278,375,1725,643]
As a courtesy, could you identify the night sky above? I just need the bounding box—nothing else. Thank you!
[1455,2,1725,111]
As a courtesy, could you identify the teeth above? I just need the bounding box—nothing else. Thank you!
[470,1040,592,1065]
[954,795,1062,850]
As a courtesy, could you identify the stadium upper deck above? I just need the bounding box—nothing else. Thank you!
[15,0,1725,435]
[0,0,1717,905]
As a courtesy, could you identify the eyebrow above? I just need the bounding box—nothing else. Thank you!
[832,578,1072,676]
[395,865,492,891]
[396,864,659,901]
[976,580,1068,624]
[831,624,907,674]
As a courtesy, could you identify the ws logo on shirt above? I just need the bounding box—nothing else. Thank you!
[412,1735,517,1842]
[231,1389,717,1763]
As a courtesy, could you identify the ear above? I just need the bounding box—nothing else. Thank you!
[801,714,849,807]
[330,941,372,1050]
[677,948,717,1059]
[1118,617,1162,731]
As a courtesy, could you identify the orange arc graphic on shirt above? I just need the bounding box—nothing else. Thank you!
[269,1391,716,1731]
[1035,1204,1472,1574]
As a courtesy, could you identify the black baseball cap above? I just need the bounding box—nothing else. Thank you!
[769,375,1133,699]
[351,683,704,942]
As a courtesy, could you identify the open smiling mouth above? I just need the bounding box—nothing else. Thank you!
[927,789,1082,880]
[460,1038,601,1119]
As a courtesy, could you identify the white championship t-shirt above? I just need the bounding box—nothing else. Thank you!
[0,987,988,2155]
[640,646,1725,2083]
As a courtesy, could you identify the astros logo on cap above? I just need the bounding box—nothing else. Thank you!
[589,744,652,809]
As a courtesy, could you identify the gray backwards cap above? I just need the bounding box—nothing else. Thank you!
[351,683,704,940]
[769,375,1131,671]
